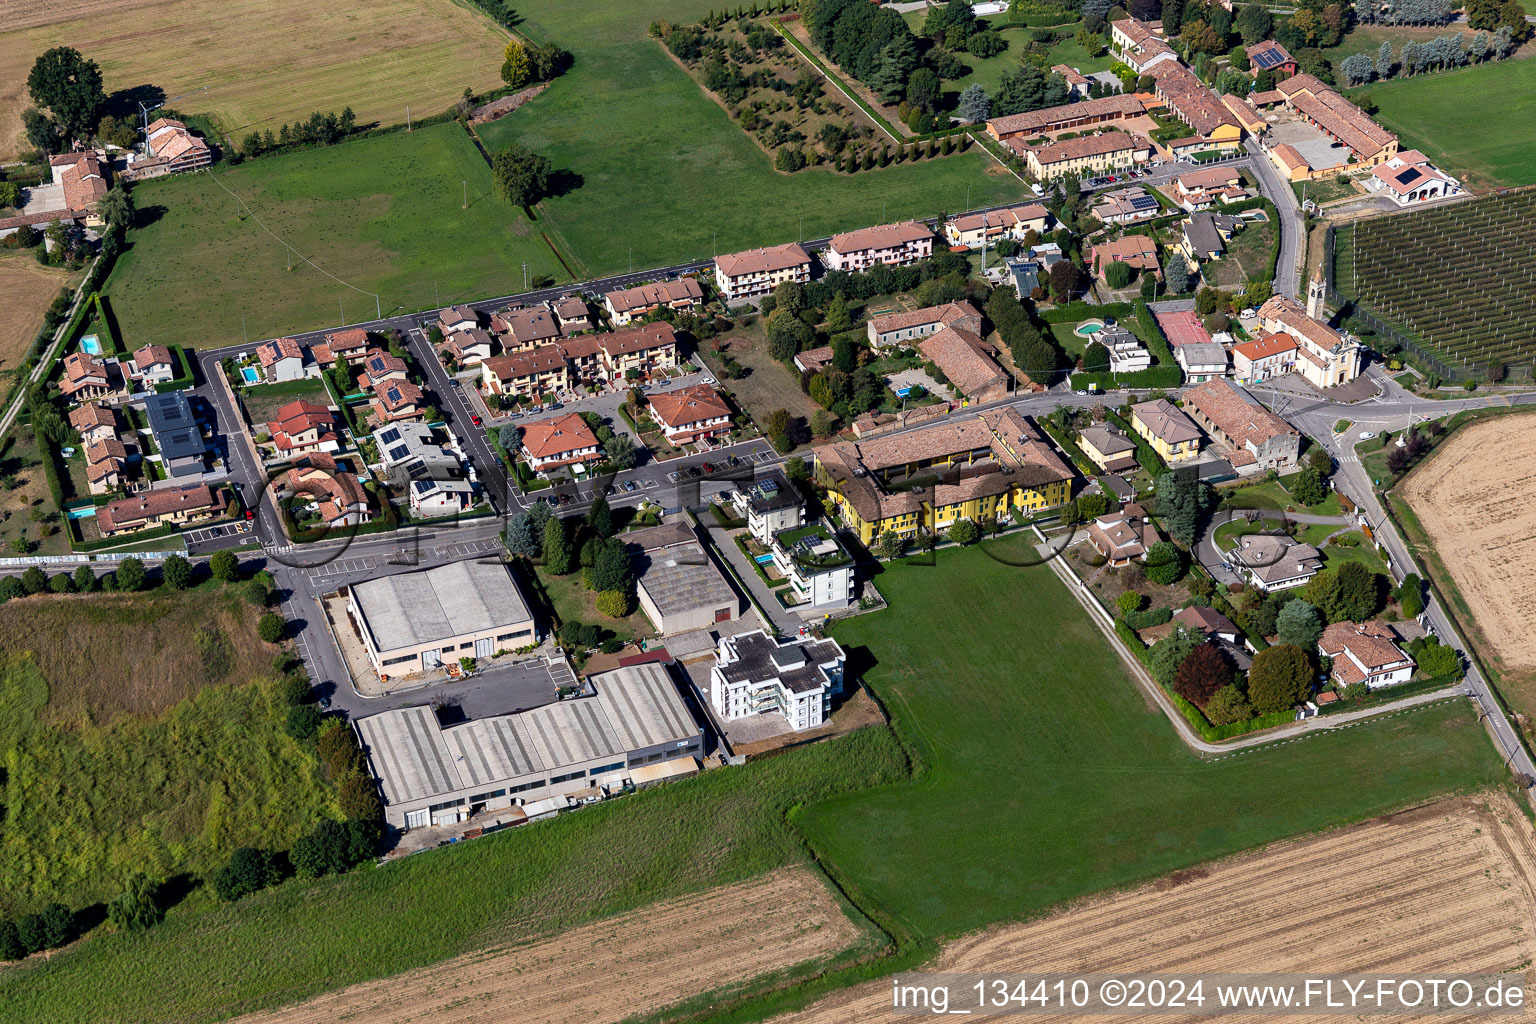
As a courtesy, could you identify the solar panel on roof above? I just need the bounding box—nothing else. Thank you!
[1396,167,1422,184]
[386,386,401,401]
[1130,195,1159,210]
[1254,49,1283,68]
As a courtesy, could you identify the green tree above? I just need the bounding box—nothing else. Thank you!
[1173,641,1231,707]
[501,39,532,88]
[1275,598,1323,649]
[491,144,554,208]
[906,67,941,111]
[209,549,240,583]
[1306,446,1332,476]
[161,553,193,590]
[1236,2,1273,44]
[1248,643,1312,713]
[1415,638,1460,678]
[1117,590,1143,616]
[1397,573,1424,618]
[20,566,46,594]
[1155,472,1208,547]
[766,308,813,361]
[947,518,980,546]
[1288,467,1326,507]
[1149,625,1204,688]
[0,919,23,961]
[1335,561,1382,622]
[72,564,96,592]
[1164,254,1191,294]
[604,433,637,470]
[592,537,634,593]
[1104,260,1132,289]
[595,589,630,617]
[1142,541,1185,585]
[825,294,852,333]
[107,874,162,933]
[543,516,573,574]
[1081,341,1110,373]
[48,573,72,594]
[22,107,62,154]
[587,495,615,538]
[874,531,907,559]
[292,820,355,878]
[116,556,146,592]
[339,774,383,822]
[27,47,106,140]
[97,185,134,231]
[258,612,286,643]
[37,904,73,949]
[1204,683,1252,725]
[285,703,324,739]
[957,83,991,122]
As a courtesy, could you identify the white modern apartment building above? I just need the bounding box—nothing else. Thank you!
[713,243,812,301]
[770,523,855,611]
[709,629,846,732]
[733,469,803,545]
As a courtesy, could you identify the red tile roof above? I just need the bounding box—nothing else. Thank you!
[828,220,932,255]
[604,278,705,315]
[601,322,677,357]
[257,337,303,367]
[521,412,599,458]
[647,383,732,429]
[714,243,810,278]
[98,483,224,533]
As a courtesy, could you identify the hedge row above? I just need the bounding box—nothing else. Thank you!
[1134,299,1177,369]
[92,293,124,355]
[1041,301,1135,324]
[1070,364,1184,391]
[1123,604,1171,629]
[153,345,195,392]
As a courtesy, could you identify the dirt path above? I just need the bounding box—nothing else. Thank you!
[776,793,1536,1023]
[1396,416,1536,677]
[232,866,862,1024]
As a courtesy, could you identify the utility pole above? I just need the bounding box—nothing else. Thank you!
[434,281,440,307]
[340,298,345,325]
[406,105,412,131]
[376,294,381,320]
[522,261,528,292]
[462,180,467,209]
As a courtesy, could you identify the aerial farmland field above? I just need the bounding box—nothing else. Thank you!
[0,0,511,160]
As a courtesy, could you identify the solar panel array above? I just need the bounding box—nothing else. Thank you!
[1129,194,1159,211]
[1252,47,1286,69]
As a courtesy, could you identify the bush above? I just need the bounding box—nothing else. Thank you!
[1123,605,1172,630]
[292,820,372,878]
[107,874,162,933]
[1142,542,1185,585]
[1117,591,1143,615]
[258,612,287,643]
[213,847,276,902]
[1248,644,1311,713]
[116,557,147,591]
[0,918,23,961]
[209,549,240,583]
[285,703,324,740]
[595,589,630,618]
[1205,684,1252,725]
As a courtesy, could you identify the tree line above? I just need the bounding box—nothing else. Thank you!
[238,108,357,160]
[1340,27,1519,84]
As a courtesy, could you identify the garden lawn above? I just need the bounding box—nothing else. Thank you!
[1356,57,1536,188]
[0,726,907,1024]
[107,123,561,349]
[477,0,1026,280]
[535,563,656,644]
[797,538,1503,940]
[239,377,333,427]
[1221,476,1341,515]
[1319,530,1391,575]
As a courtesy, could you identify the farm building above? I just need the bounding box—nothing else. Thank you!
[627,523,742,635]
[348,559,537,675]
[355,661,704,829]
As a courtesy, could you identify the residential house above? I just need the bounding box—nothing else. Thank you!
[1087,507,1160,566]
[1090,187,1161,226]
[144,390,208,478]
[134,118,212,176]
[1098,326,1151,373]
[1245,40,1296,77]
[599,322,679,380]
[1077,424,1139,473]
[355,350,409,392]
[481,345,570,399]
[96,482,227,536]
[1273,74,1398,172]
[520,413,602,475]
[438,328,497,367]
[1130,399,1202,463]
[919,327,1011,404]
[324,327,373,366]
[822,221,934,272]
[130,345,175,388]
[985,94,1145,141]
[84,438,129,495]
[1013,132,1152,180]
[1148,61,1244,149]
[368,379,426,425]
[1053,63,1091,99]
[1319,621,1416,690]
[603,279,705,325]
[1181,378,1299,469]
[1091,234,1161,281]
[866,300,982,349]
[57,351,114,402]
[1170,167,1251,211]
[646,383,733,446]
[256,337,307,382]
[1226,533,1322,590]
[713,243,812,301]
[1110,17,1179,73]
[770,522,855,611]
[733,468,804,545]
[1365,150,1463,206]
[286,452,372,527]
[494,306,563,351]
[49,151,109,226]
[1175,341,1228,383]
[1230,332,1298,384]
[1256,286,1361,388]
[373,422,462,488]
[944,203,1052,248]
[1180,212,1241,263]
[1173,604,1252,670]
[558,334,604,383]
[709,629,846,732]
[550,295,591,333]
[1006,244,1066,300]
[814,408,1073,545]
[438,305,481,335]
[69,403,118,446]
[266,399,340,455]
[793,346,835,374]
[408,477,475,517]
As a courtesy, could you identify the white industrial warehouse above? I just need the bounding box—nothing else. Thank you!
[354,662,705,829]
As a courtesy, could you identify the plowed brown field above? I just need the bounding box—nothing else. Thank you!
[776,794,1536,1024]
[1396,417,1536,688]
[232,866,863,1024]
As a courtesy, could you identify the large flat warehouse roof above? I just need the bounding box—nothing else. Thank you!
[351,558,533,651]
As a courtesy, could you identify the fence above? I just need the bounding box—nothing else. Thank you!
[0,550,170,568]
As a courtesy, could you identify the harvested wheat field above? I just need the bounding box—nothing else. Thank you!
[233,866,864,1024]
[1396,416,1536,697]
[0,251,74,372]
[0,0,510,159]
[777,794,1536,1024]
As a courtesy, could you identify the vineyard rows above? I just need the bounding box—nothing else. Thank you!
[1346,189,1536,369]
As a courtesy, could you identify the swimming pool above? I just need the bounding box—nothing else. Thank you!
[80,334,102,355]
[754,553,775,565]
[1073,320,1107,338]
[241,367,261,384]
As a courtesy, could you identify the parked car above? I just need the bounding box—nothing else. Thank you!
[1358,430,1378,440]
[470,414,482,426]
[1074,389,1088,396]
[508,412,523,420]
[547,402,563,410]
[700,376,717,385]
[450,378,462,387]
[623,480,637,492]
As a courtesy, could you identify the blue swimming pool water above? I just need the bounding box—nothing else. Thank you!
[241,367,261,383]
[80,334,102,355]
[754,553,774,565]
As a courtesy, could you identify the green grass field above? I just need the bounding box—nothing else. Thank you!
[899,14,1112,99]
[796,538,1502,940]
[1357,57,1536,188]
[477,0,1027,280]
[108,123,562,349]
[0,726,907,1024]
